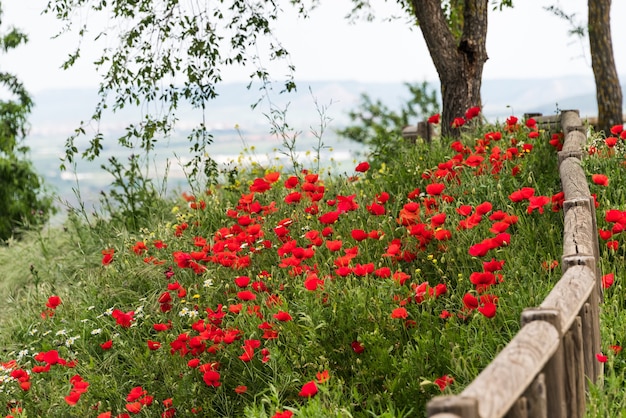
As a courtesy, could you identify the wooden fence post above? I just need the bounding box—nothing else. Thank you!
[425,109,603,418]
[505,373,548,418]
[520,309,567,418]
[427,396,479,418]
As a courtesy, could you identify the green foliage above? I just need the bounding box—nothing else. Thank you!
[0,3,54,242]
[44,0,323,231]
[544,5,586,38]
[98,154,164,231]
[441,0,464,40]
[336,81,439,168]
[45,0,311,179]
[0,157,53,241]
[580,127,626,416]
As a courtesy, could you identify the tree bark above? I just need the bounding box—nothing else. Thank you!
[588,0,623,134]
[411,0,488,137]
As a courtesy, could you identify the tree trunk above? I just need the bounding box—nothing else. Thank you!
[411,0,489,137]
[588,0,623,134]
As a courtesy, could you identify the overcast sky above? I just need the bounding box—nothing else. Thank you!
[3,0,625,93]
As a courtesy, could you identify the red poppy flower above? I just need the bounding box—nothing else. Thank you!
[158,291,172,304]
[489,221,510,234]
[302,273,323,290]
[283,176,299,189]
[100,340,113,350]
[391,307,408,319]
[465,106,481,120]
[596,353,608,363]
[373,267,391,278]
[434,375,454,391]
[604,136,618,147]
[426,183,445,196]
[10,368,29,382]
[273,311,293,321]
[476,202,493,215]
[434,229,452,241]
[509,187,535,202]
[65,391,82,406]
[455,207,473,221]
[353,263,374,276]
[599,229,613,240]
[414,282,434,303]
[470,271,496,286]
[147,340,161,351]
[592,174,609,187]
[440,310,452,319]
[468,242,491,257]
[430,213,446,227]
[478,302,497,318]
[318,211,340,225]
[367,202,386,216]
[407,188,421,200]
[111,309,135,328]
[355,161,370,172]
[39,349,59,365]
[528,131,540,139]
[102,248,115,265]
[239,344,255,362]
[234,276,251,288]
[263,171,279,183]
[125,386,146,402]
[249,178,272,193]
[451,117,465,128]
[605,209,626,223]
[481,258,504,272]
[237,290,256,301]
[541,260,559,271]
[506,115,518,126]
[374,191,389,204]
[125,402,142,414]
[272,411,294,418]
[607,240,619,251]
[351,229,368,241]
[462,293,479,310]
[203,370,221,387]
[392,271,410,286]
[298,380,318,397]
[46,295,62,309]
[527,196,550,214]
[602,273,615,289]
[427,113,440,124]
[351,340,365,354]
[316,370,330,384]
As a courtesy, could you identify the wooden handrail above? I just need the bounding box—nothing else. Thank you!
[427,110,602,418]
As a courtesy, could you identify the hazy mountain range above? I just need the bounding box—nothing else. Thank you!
[29,75,612,137]
[25,75,621,220]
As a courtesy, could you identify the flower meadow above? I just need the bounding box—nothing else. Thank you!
[0,111,625,417]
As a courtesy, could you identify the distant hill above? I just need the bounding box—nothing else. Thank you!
[26,76,624,223]
[29,75,619,138]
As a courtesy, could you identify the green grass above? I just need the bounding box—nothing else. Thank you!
[0,118,622,418]
[581,132,626,418]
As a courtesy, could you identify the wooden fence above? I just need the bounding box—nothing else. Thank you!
[426,110,603,418]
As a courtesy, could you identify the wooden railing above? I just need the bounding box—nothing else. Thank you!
[426,110,603,418]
